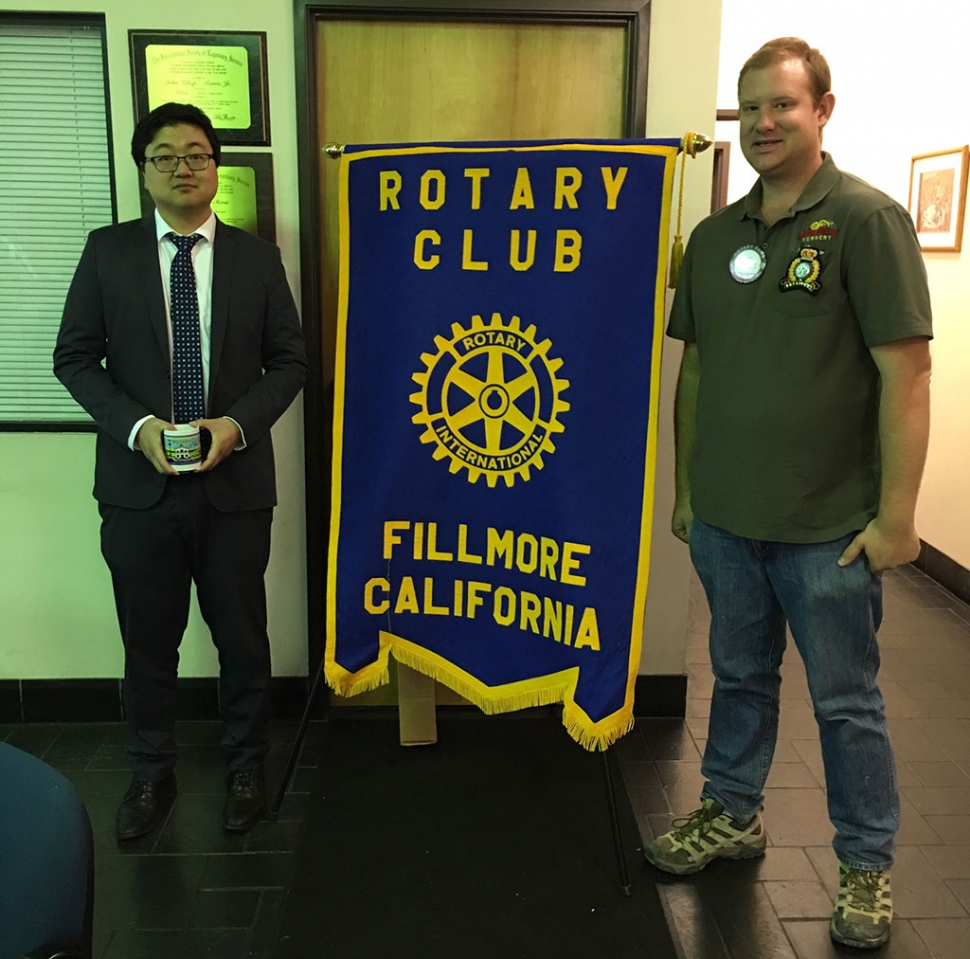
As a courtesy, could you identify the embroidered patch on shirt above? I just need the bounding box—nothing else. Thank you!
[780,248,823,294]
[799,219,839,242]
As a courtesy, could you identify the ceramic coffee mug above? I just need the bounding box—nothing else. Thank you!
[163,424,202,472]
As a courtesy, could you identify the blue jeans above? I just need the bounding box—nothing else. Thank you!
[689,517,899,870]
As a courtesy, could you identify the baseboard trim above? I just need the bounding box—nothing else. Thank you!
[1,674,685,723]
[0,676,315,724]
[634,675,687,718]
[0,680,21,723]
[914,540,970,607]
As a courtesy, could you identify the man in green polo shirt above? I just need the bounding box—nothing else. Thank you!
[643,38,932,950]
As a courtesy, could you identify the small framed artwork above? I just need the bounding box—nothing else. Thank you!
[129,30,270,145]
[139,152,276,243]
[908,146,968,252]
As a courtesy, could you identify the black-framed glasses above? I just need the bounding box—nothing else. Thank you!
[143,153,214,173]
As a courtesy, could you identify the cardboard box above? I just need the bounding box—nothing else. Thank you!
[397,664,438,745]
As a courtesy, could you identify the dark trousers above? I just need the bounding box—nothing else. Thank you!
[99,475,273,781]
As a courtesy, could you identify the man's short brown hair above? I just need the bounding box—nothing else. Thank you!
[738,38,831,106]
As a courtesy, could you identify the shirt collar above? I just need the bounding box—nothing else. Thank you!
[155,208,217,246]
[740,153,840,221]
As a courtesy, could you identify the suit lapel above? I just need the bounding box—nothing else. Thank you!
[209,218,234,405]
[138,215,169,359]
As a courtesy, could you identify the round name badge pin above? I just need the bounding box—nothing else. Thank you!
[729,245,766,284]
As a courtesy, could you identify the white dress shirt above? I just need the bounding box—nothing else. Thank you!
[128,210,223,449]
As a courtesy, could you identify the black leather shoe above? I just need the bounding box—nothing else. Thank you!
[116,774,177,840]
[222,765,266,832]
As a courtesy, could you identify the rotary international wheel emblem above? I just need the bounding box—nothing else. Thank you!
[410,313,570,487]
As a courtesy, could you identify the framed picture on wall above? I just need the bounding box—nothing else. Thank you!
[129,30,270,145]
[908,145,968,252]
[139,152,276,243]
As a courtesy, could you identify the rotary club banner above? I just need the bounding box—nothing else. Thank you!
[326,139,680,749]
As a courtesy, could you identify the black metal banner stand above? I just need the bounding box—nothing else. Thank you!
[269,651,328,820]
[601,748,633,895]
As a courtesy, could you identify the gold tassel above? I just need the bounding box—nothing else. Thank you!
[668,237,684,290]
[669,132,697,289]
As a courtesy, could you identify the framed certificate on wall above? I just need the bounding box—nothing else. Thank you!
[908,146,969,253]
[129,30,270,145]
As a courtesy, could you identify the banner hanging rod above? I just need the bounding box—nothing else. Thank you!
[322,134,712,160]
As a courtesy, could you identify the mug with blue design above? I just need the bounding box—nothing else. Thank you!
[163,424,202,472]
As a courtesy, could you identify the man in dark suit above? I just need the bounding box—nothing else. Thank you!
[54,103,307,839]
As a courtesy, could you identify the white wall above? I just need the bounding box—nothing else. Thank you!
[0,0,307,678]
[641,0,722,675]
[718,0,970,568]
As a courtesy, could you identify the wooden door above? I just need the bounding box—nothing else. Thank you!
[315,17,630,381]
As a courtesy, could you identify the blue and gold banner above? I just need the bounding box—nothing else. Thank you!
[326,139,680,749]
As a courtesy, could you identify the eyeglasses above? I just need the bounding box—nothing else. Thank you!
[143,153,214,173]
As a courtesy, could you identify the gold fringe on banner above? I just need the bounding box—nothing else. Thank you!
[392,645,568,715]
[326,632,634,752]
[563,708,636,752]
[327,636,638,751]
[390,645,637,752]
[327,663,390,698]
[669,131,699,290]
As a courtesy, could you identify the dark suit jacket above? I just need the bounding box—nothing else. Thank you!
[53,215,307,511]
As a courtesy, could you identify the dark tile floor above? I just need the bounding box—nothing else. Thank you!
[2,563,968,958]
[0,719,318,959]
[620,563,970,959]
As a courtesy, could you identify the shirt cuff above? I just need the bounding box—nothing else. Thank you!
[225,416,247,450]
[128,415,153,450]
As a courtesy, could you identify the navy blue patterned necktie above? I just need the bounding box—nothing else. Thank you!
[168,232,205,423]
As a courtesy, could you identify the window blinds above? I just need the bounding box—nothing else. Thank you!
[0,20,113,424]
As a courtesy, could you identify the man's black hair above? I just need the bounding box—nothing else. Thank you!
[131,102,221,167]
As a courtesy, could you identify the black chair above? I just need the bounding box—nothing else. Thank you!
[0,741,94,959]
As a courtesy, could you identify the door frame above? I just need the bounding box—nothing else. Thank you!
[294,0,653,687]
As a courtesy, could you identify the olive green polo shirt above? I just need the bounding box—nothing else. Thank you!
[667,155,933,543]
